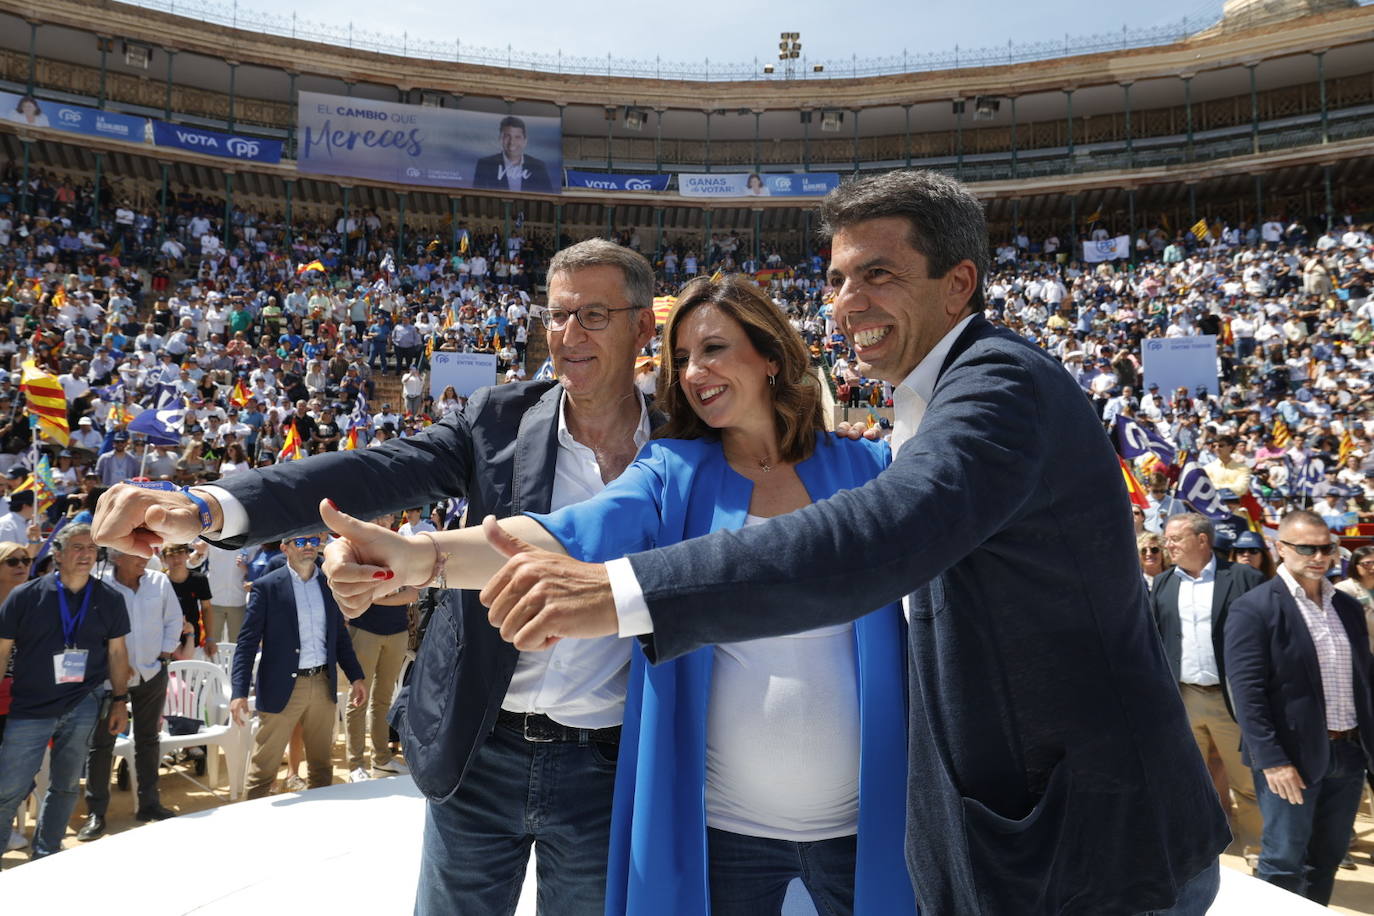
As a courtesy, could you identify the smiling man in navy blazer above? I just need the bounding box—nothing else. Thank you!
[230,533,365,798]
[1224,509,1374,904]
[480,170,1230,915]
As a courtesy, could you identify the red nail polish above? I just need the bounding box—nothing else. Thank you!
[384,570,396,580]
[326,499,339,511]
[373,571,390,580]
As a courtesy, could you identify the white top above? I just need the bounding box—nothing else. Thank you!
[98,568,182,684]
[288,564,329,669]
[204,389,649,729]
[205,543,249,608]
[705,514,859,841]
[1173,558,1219,686]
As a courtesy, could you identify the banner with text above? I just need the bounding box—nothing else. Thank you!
[430,351,499,399]
[1141,335,1219,399]
[1082,235,1132,263]
[564,170,670,192]
[1,91,146,144]
[677,172,840,198]
[151,121,282,164]
[297,92,561,193]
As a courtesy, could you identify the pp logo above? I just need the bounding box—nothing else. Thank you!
[624,178,653,191]
[1093,240,1116,255]
[1146,340,1164,352]
[434,353,450,366]
[406,167,421,177]
[226,138,261,158]
[58,109,82,123]
[774,177,792,191]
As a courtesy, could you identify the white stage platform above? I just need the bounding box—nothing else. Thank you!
[0,777,1328,915]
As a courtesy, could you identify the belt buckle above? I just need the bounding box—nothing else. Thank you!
[522,714,555,743]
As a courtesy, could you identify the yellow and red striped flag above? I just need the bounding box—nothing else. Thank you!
[1119,456,1151,509]
[1339,429,1355,466]
[295,260,326,276]
[1271,417,1290,448]
[20,360,69,445]
[51,286,66,310]
[278,423,303,461]
[230,379,250,408]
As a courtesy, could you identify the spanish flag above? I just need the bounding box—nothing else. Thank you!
[51,286,66,309]
[230,379,250,408]
[296,260,326,276]
[279,423,303,461]
[1271,417,1291,448]
[1119,456,1151,510]
[342,426,360,451]
[20,360,69,445]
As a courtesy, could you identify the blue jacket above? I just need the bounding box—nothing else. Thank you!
[620,316,1228,915]
[231,564,364,714]
[535,435,914,916]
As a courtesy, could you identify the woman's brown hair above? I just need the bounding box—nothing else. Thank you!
[654,274,825,464]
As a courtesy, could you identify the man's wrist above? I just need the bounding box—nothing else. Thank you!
[189,487,226,534]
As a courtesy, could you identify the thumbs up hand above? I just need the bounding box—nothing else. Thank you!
[319,498,427,618]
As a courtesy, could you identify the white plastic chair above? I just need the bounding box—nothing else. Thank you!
[111,660,254,801]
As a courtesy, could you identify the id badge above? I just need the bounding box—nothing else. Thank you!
[53,648,89,684]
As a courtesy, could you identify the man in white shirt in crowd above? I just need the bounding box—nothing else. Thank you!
[79,548,183,839]
[206,544,251,643]
[0,490,37,545]
[397,507,437,538]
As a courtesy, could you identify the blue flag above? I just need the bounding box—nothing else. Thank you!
[533,358,556,382]
[127,405,187,446]
[1285,455,1325,497]
[1114,416,1176,466]
[1175,462,1229,521]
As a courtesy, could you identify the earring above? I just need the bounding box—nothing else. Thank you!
[768,374,776,386]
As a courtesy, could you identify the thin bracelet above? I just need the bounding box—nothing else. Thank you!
[420,531,447,589]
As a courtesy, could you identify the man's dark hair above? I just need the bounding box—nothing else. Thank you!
[498,116,527,136]
[818,169,989,312]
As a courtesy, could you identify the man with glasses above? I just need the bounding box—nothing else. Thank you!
[1226,510,1374,904]
[0,525,129,865]
[93,238,661,913]
[1150,514,1266,866]
[230,534,365,798]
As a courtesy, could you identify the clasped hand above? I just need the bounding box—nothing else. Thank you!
[319,499,432,617]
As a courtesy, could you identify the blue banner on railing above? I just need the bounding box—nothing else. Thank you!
[1,91,146,143]
[296,91,562,193]
[677,172,840,198]
[564,170,671,192]
[151,121,283,163]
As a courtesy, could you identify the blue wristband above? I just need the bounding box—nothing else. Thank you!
[125,480,214,532]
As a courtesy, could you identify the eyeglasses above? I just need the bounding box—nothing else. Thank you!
[161,547,189,556]
[1356,560,1374,570]
[291,537,321,548]
[1233,548,1262,556]
[531,304,641,332]
[1279,540,1338,557]
[1139,547,1162,556]
[1,556,27,568]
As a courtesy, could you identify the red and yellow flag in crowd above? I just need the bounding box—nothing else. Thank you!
[1339,429,1356,466]
[1271,417,1290,448]
[230,379,250,408]
[20,360,69,445]
[1118,456,1151,510]
[279,423,303,461]
[109,402,133,427]
[342,426,360,451]
[296,260,326,276]
[51,286,66,309]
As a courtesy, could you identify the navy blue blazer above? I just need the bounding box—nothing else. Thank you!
[231,564,365,714]
[1223,575,1374,785]
[209,381,660,801]
[622,315,1228,915]
[1150,558,1266,715]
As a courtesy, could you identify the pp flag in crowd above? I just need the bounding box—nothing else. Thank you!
[1114,416,1176,467]
[20,360,69,445]
[127,405,187,447]
[1175,462,1229,521]
[533,358,556,381]
[1083,235,1131,264]
[1118,457,1151,510]
[1286,455,1325,497]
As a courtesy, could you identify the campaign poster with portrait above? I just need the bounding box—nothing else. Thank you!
[297,92,562,194]
[677,172,840,198]
[0,90,147,143]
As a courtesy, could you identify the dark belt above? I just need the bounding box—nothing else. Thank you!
[497,710,621,744]
[1182,683,1222,692]
[296,665,328,677]
[1329,728,1359,742]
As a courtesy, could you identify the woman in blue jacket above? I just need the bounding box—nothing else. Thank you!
[322,275,914,916]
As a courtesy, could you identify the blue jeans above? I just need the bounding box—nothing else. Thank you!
[1253,735,1367,904]
[413,720,617,916]
[0,692,100,864]
[1135,859,1220,916]
[706,827,857,916]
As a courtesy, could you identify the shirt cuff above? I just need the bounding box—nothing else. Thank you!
[606,557,654,638]
[197,485,248,539]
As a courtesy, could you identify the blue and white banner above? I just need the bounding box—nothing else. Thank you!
[1,91,146,143]
[1114,416,1176,466]
[127,404,187,447]
[297,91,562,193]
[429,351,498,399]
[677,172,840,198]
[1082,235,1132,263]
[1141,336,1218,401]
[152,121,282,163]
[564,170,671,192]
[1176,461,1229,521]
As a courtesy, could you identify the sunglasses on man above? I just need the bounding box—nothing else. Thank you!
[1279,540,1338,557]
[291,537,322,548]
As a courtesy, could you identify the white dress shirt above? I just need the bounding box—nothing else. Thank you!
[288,563,329,669]
[99,567,183,684]
[608,313,977,634]
[1278,566,1357,731]
[1172,558,1219,686]
[204,390,648,728]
